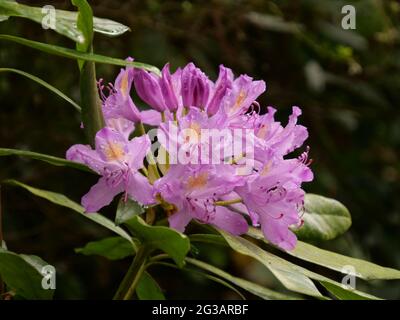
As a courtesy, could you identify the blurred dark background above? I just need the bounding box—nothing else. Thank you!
[0,0,399,299]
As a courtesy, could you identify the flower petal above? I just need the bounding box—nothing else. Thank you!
[127,172,155,205]
[66,144,106,174]
[212,206,249,235]
[141,110,162,126]
[95,127,128,162]
[128,134,151,170]
[82,177,123,212]
[260,216,297,251]
[168,208,192,233]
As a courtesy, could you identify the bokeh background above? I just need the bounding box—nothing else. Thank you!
[0,0,399,299]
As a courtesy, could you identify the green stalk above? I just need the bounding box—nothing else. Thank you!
[73,0,105,147]
[0,186,4,296]
[113,246,150,300]
[80,57,105,146]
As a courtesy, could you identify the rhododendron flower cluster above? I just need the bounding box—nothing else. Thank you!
[67,61,313,250]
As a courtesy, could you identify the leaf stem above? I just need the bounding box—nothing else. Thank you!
[113,245,150,300]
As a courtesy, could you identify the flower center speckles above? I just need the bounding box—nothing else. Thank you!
[257,124,268,139]
[186,172,208,190]
[260,185,287,203]
[119,72,129,98]
[260,161,272,176]
[189,121,202,136]
[103,142,125,161]
[231,90,247,113]
[103,166,127,187]
[186,196,217,223]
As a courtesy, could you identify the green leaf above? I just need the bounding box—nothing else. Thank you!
[245,228,381,300]
[189,234,228,246]
[155,260,246,299]
[319,281,374,300]
[289,241,400,281]
[295,194,352,241]
[0,248,54,299]
[0,148,92,173]
[0,1,129,43]
[219,230,324,298]
[136,272,165,300]
[245,12,303,34]
[0,34,160,75]
[4,179,135,249]
[0,68,81,111]
[75,236,134,260]
[317,22,368,51]
[125,216,190,268]
[71,0,93,54]
[115,197,145,225]
[185,257,300,300]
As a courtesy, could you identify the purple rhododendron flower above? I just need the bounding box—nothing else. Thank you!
[67,60,313,251]
[155,164,248,235]
[66,127,155,212]
[181,62,211,109]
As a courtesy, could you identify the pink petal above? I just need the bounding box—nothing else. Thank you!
[168,208,192,233]
[212,206,248,235]
[66,144,105,174]
[141,110,162,126]
[128,135,151,170]
[127,172,155,205]
[82,177,123,213]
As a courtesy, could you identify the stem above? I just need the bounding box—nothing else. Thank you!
[113,246,150,300]
[138,122,147,136]
[80,58,105,147]
[0,186,4,295]
[214,198,242,206]
[145,207,156,225]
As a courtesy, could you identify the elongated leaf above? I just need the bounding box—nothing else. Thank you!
[0,34,160,74]
[189,234,228,246]
[75,236,134,260]
[0,248,54,299]
[184,258,299,300]
[4,179,135,248]
[137,272,165,300]
[246,12,303,34]
[318,22,368,51]
[155,260,246,299]
[219,230,324,298]
[0,148,92,173]
[0,1,129,43]
[115,197,144,225]
[290,241,400,280]
[248,227,400,281]
[125,216,190,268]
[319,281,373,300]
[243,228,379,300]
[295,194,352,241]
[0,68,81,111]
